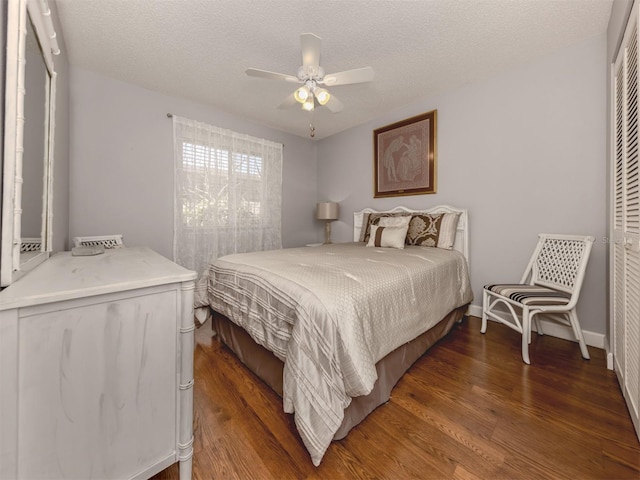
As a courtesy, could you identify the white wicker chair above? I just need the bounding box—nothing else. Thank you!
[72,234,125,249]
[481,233,594,364]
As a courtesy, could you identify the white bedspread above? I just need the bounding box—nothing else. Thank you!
[206,242,472,465]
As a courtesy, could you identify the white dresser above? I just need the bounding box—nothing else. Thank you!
[0,247,197,479]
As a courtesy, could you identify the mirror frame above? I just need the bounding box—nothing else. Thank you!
[1,0,59,286]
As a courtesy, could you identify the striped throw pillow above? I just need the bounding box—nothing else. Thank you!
[366,224,409,249]
[360,212,412,243]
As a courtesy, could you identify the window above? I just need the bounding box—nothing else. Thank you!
[179,143,265,228]
[173,116,282,275]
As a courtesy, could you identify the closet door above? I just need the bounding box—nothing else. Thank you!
[613,0,640,442]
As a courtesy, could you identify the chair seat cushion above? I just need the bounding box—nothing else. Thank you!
[484,284,571,306]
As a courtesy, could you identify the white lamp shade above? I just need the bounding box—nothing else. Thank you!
[316,202,339,220]
[315,88,330,105]
[294,85,310,103]
[302,96,315,111]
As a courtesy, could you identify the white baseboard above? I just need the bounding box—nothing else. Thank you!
[467,304,483,318]
[466,303,605,350]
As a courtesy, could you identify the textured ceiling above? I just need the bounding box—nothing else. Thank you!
[55,0,613,140]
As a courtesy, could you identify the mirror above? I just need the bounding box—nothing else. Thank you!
[21,16,47,253]
[1,0,58,286]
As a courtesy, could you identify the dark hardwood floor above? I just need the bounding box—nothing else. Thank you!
[152,316,640,479]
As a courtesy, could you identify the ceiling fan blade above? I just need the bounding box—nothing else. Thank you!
[277,93,298,110]
[245,68,299,83]
[301,33,321,73]
[325,94,344,113]
[322,66,374,86]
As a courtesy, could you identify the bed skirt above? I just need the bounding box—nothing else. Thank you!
[211,305,466,440]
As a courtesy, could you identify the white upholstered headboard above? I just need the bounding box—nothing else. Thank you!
[353,205,469,262]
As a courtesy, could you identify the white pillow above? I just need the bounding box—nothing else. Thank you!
[378,215,412,228]
[366,224,409,249]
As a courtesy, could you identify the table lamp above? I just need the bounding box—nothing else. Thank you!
[316,202,339,244]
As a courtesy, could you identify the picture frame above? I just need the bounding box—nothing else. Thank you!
[373,110,437,198]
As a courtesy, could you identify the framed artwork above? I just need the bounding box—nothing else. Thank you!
[373,110,437,198]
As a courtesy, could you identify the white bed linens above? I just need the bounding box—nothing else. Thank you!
[207,242,473,466]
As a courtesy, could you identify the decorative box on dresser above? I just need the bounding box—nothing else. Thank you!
[0,247,197,479]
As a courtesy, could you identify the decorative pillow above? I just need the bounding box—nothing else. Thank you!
[406,212,460,249]
[358,213,371,242]
[360,212,411,243]
[378,215,412,228]
[366,224,409,249]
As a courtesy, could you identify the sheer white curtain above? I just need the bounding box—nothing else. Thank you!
[173,115,283,277]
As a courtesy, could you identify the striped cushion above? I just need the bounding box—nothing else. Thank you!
[360,212,411,243]
[484,284,571,306]
[366,224,408,249]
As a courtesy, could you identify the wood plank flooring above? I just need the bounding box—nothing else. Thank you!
[152,316,640,479]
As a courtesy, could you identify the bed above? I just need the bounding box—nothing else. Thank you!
[197,205,473,466]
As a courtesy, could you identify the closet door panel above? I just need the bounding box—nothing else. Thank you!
[613,0,640,442]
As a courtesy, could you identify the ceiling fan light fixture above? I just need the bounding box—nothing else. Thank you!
[301,95,315,111]
[245,33,373,119]
[315,88,330,105]
[294,85,310,103]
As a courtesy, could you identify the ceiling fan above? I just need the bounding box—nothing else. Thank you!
[245,33,374,113]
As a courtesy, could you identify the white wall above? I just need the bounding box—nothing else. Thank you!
[68,67,318,260]
[317,34,608,336]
